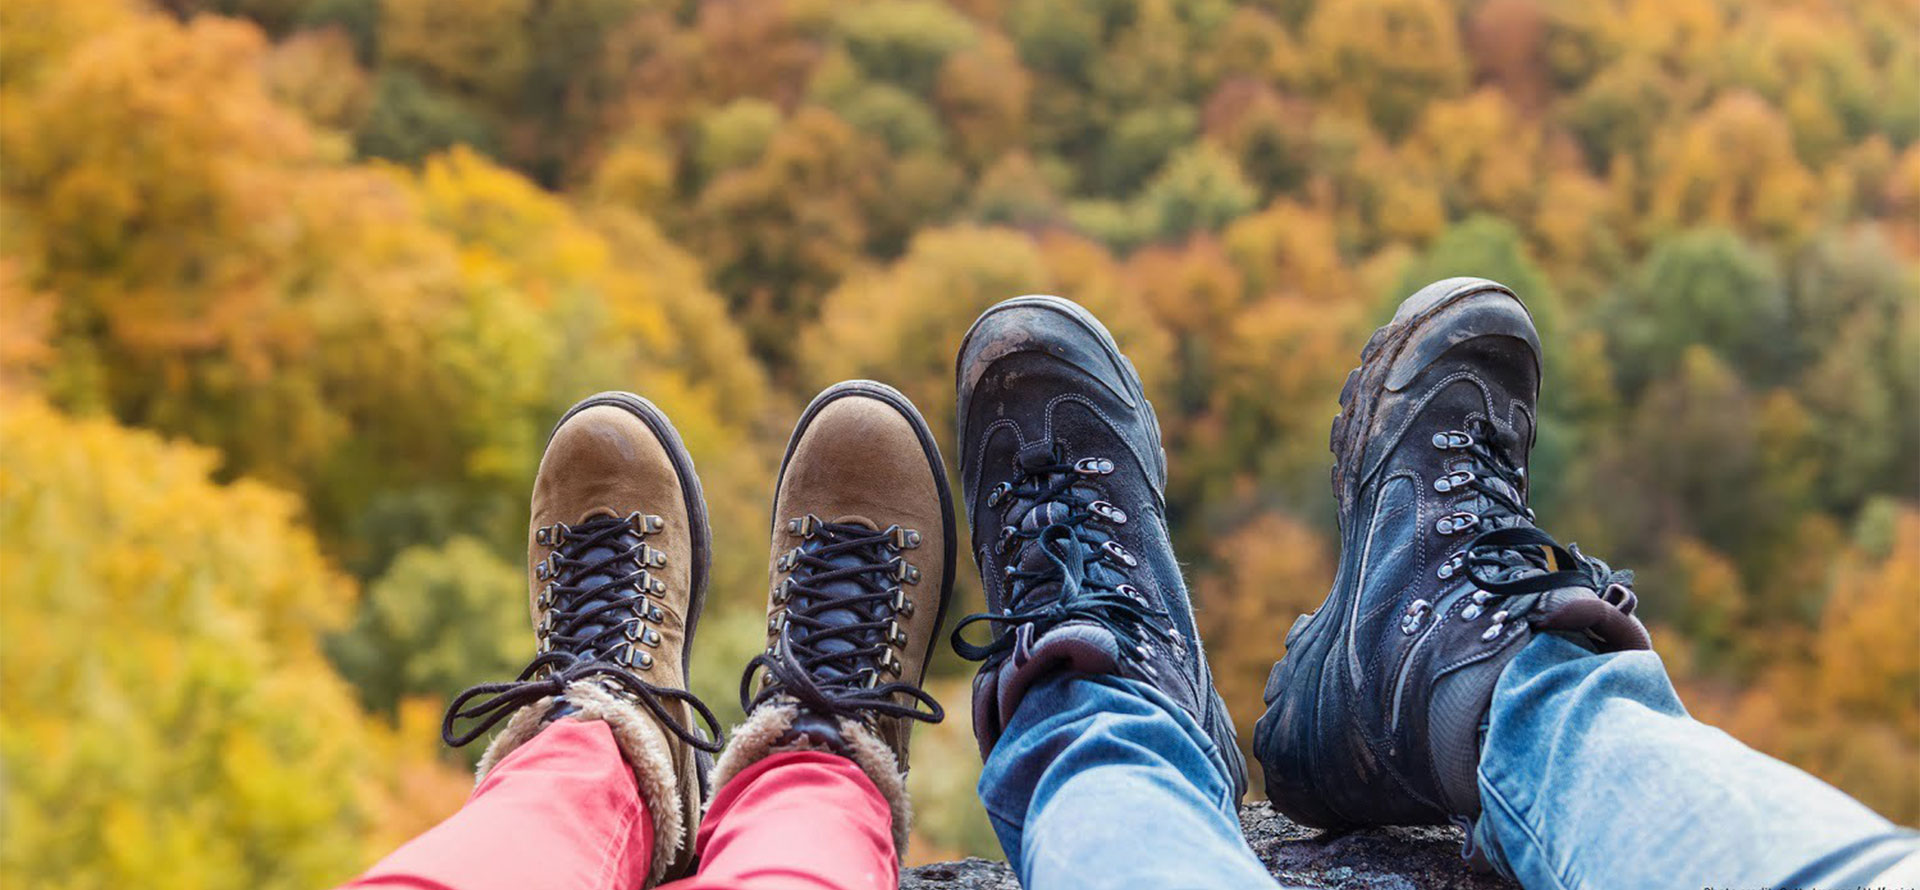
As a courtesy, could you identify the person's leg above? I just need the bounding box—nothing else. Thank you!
[668,381,954,890]
[345,719,653,890]
[1476,634,1920,890]
[666,750,896,890]
[979,672,1285,890]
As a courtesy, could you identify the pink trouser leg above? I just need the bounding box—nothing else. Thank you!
[344,719,653,890]
[667,751,897,890]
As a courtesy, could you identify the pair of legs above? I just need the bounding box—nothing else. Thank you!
[986,643,1916,889]
[350,721,894,890]
[346,382,953,889]
[348,286,1915,890]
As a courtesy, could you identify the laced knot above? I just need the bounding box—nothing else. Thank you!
[743,517,942,726]
[443,513,722,753]
[951,443,1169,668]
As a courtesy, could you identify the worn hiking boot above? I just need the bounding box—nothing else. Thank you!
[1253,278,1650,838]
[714,381,956,856]
[443,392,722,885]
[951,295,1246,796]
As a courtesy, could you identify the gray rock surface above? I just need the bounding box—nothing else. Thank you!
[901,802,1517,889]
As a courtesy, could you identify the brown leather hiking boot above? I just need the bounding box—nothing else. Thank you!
[712,380,956,857]
[443,392,722,886]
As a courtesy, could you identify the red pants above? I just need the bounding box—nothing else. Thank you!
[347,719,896,890]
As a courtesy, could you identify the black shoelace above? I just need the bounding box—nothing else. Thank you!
[951,446,1169,669]
[741,521,942,725]
[442,515,722,753]
[1448,418,1636,605]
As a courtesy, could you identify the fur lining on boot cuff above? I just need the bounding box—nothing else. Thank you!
[474,681,686,886]
[711,700,913,858]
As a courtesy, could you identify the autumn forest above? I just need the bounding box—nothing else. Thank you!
[1,0,1916,885]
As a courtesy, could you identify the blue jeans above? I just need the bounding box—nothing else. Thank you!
[980,640,1918,890]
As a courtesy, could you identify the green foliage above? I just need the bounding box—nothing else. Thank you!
[356,68,497,163]
[695,99,783,180]
[1138,142,1258,241]
[1606,227,1788,393]
[328,536,527,718]
[835,0,980,95]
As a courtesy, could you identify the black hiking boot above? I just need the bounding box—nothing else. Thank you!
[1253,278,1650,838]
[951,295,1246,798]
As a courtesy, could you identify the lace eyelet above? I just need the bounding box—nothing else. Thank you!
[890,557,921,584]
[1480,623,1504,642]
[891,588,915,617]
[997,525,1018,553]
[1401,599,1432,634]
[888,525,922,550]
[1089,500,1128,523]
[1101,540,1137,567]
[1435,512,1478,535]
[987,482,1013,508]
[535,523,570,546]
[1433,470,1476,493]
[627,512,665,535]
[886,620,908,647]
[1074,457,1116,475]
[534,551,562,581]
[787,514,820,538]
[1461,603,1483,620]
[1432,431,1474,450]
[1116,583,1146,605]
[637,544,666,568]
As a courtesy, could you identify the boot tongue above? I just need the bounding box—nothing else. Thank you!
[1008,484,1108,604]
[799,516,887,681]
[564,512,643,656]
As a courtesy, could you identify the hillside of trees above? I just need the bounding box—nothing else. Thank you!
[1,0,1915,882]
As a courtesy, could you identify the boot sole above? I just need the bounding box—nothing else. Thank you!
[1256,277,1528,828]
[775,380,959,690]
[549,392,714,691]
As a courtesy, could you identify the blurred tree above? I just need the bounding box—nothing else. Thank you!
[357,68,497,162]
[935,34,1033,168]
[686,107,887,364]
[1302,0,1467,138]
[1137,141,1258,242]
[835,0,979,95]
[1604,227,1789,393]
[1648,91,1821,245]
[0,396,463,888]
[327,536,526,717]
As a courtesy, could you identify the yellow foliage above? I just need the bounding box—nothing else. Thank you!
[0,395,459,888]
[1650,91,1821,243]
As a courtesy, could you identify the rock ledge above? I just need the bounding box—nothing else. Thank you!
[902,802,1517,889]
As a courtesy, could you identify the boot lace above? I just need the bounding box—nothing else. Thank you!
[442,513,723,753]
[1426,418,1637,637]
[951,444,1170,672]
[742,517,943,726]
